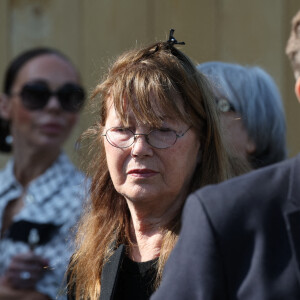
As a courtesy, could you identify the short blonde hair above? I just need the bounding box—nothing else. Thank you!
[286,10,300,78]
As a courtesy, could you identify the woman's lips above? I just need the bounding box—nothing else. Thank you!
[40,123,64,134]
[127,169,158,178]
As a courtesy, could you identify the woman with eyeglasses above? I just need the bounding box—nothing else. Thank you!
[67,31,249,300]
[197,62,287,169]
[0,48,87,300]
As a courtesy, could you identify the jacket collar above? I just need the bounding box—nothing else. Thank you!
[286,154,300,211]
[100,244,125,300]
[0,159,21,196]
[0,152,77,204]
[27,152,78,203]
[285,154,300,285]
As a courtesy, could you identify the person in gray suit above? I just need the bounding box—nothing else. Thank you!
[151,9,300,300]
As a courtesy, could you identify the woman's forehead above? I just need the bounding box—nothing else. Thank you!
[105,95,185,126]
[107,90,184,110]
[13,54,79,90]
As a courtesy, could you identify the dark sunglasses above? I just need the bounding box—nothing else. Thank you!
[13,82,85,112]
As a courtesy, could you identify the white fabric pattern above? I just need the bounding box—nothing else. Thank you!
[0,153,88,299]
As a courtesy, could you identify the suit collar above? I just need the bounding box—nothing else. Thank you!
[285,154,300,284]
[286,154,300,211]
[100,244,125,300]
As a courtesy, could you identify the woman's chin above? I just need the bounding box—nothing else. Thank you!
[123,190,159,205]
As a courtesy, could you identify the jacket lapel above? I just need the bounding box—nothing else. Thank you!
[28,153,76,204]
[285,155,300,285]
[100,244,125,300]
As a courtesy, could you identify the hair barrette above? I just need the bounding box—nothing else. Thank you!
[167,29,185,46]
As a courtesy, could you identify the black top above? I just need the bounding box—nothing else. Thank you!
[113,255,158,300]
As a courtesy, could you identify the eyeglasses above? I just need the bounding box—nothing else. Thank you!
[102,127,191,149]
[10,82,85,112]
[216,98,235,113]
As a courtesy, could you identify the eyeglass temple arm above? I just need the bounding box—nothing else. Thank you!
[176,126,191,137]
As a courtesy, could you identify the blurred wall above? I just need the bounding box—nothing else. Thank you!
[0,0,299,168]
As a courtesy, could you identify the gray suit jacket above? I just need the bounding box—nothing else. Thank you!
[152,155,300,299]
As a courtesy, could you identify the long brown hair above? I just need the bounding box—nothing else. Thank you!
[68,41,249,299]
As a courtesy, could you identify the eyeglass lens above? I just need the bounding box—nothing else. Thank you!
[20,82,85,112]
[106,128,177,149]
[216,98,235,113]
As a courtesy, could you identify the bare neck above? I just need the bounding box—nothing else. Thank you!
[126,198,182,262]
[13,146,60,187]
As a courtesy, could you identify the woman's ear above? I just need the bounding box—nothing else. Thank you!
[246,138,256,155]
[0,93,12,120]
[197,149,202,164]
[295,77,300,103]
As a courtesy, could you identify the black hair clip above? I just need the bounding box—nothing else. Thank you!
[167,29,185,46]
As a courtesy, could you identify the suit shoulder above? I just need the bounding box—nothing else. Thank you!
[189,155,299,219]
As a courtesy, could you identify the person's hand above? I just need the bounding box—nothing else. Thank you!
[0,251,49,290]
[0,284,51,300]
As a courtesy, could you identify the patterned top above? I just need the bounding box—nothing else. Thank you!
[0,153,88,299]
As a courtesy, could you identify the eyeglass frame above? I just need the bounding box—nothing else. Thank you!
[216,97,235,113]
[102,126,191,149]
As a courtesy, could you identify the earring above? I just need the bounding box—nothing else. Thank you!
[5,135,13,145]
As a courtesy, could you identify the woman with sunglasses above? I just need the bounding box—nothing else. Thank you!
[0,48,87,300]
[67,31,249,300]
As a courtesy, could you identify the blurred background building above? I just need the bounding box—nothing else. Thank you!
[0,0,299,167]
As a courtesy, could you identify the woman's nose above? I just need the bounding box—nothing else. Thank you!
[45,95,61,111]
[131,134,153,157]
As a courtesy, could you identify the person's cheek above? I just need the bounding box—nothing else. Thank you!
[8,106,32,142]
[13,107,32,127]
[67,114,79,128]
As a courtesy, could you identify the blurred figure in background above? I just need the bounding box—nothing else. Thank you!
[198,62,287,169]
[0,48,87,300]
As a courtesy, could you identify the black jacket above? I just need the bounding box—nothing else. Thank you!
[100,245,125,300]
[152,155,300,299]
[67,245,125,300]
